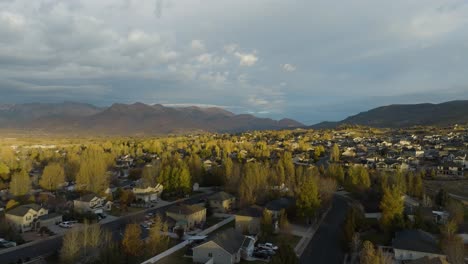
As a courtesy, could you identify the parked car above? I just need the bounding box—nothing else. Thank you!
[0,238,16,248]
[59,222,73,228]
[257,249,276,256]
[258,242,278,251]
[253,251,269,259]
[97,213,107,221]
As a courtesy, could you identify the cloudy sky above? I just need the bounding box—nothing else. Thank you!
[1,0,468,124]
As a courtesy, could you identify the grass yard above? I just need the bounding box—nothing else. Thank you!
[424,179,468,198]
[157,247,193,264]
[109,206,144,217]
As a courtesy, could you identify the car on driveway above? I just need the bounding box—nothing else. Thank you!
[59,222,73,228]
[258,242,278,251]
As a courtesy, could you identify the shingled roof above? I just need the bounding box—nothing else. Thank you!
[7,204,43,217]
[393,229,442,254]
[208,191,235,201]
[167,204,205,215]
[236,205,264,218]
[195,228,245,255]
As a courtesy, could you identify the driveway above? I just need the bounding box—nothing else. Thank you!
[300,195,351,264]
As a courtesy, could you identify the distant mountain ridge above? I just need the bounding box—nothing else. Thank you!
[312,100,468,128]
[0,102,303,135]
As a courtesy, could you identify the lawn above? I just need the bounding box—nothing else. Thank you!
[109,206,144,217]
[157,247,192,264]
[424,179,468,198]
[257,233,302,249]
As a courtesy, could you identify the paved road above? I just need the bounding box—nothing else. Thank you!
[300,194,351,264]
[0,193,212,264]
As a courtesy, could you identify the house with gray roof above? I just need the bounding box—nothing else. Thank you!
[235,205,263,235]
[208,191,236,213]
[392,229,447,261]
[192,228,254,264]
[5,204,48,232]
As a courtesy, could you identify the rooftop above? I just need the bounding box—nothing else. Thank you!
[393,229,442,255]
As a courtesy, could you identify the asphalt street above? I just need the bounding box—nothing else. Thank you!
[300,194,351,264]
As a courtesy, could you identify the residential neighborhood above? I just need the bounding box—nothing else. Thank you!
[0,125,466,264]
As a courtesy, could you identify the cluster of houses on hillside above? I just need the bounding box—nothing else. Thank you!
[302,130,467,177]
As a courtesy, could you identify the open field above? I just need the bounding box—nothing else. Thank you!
[424,179,468,198]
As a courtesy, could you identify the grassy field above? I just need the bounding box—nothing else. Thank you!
[424,179,468,198]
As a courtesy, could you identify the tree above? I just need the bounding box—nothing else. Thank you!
[270,243,299,264]
[76,147,110,194]
[413,173,423,198]
[440,220,464,264]
[330,143,340,162]
[61,228,81,263]
[347,166,370,190]
[260,209,274,238]
[435,189,448,208]
[39,163,65,191]
[446,199,464,225]
[360,241,376,264]
[0,162,10,181]
[278,209,290,231]
[9,169,31,196]
[122,223,144,257]
[326,164,344,183]
[119,190,135,211]
[5,199,19,210]
[296,176,320,222]
[147,214,169,256]
[141,163,161,188]
[380,186,404,229]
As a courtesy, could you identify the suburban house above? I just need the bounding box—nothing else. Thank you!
[133,183,163,203]
[73,194,112,214]
[5,204,51,232]
[208,191,236,213]
[192,228,255,264]
[392,229,447,261]
[166,204,206,231]
[265,197,295,219]
[235,205,263,235]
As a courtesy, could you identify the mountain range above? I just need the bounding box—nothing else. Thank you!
[0,102,303,135]
[312,100,468,128]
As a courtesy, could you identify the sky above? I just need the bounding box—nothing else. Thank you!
[0,0,468,124]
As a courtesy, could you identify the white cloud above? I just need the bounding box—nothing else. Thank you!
[224,43,239,54]
[282,63,296,72]
[199,71,229,85]
[234,51,258,66]
[190,39,205,51]
[195,53,227,66]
